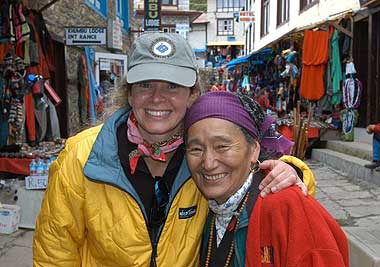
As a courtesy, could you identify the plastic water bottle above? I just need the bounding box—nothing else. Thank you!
[36,158,44,176]
[43,159,51,176]
[29,159,37,176]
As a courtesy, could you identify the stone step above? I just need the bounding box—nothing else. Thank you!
[326,140,373,161]
[354,127,373,144]
[311,148,380,186]
[344,227,380,267]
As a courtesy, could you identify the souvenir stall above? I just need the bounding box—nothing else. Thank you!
[0,1,66,176]
[0,1,67,232]
[226,16,362,158]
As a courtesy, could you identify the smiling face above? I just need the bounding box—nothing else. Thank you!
[186,118,260,204]
[128,80,198,143]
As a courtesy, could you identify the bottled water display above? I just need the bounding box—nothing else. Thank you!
[29,157,56,177]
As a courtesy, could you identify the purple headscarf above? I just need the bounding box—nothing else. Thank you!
[184,91,293,158]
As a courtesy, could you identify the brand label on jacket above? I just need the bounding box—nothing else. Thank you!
[261,245,274,264]
[179,206,197,219]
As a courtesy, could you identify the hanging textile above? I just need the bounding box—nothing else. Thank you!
[331,29,342,106]
[84,47,98,125]
[77,55,89,124]
[25,12,50,79]
[300,30,329,100]
[342,75,362,109]
[340,108,358,141]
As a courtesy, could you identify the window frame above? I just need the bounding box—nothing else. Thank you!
[261,0,270,37]
[85,0,108,19]
[217,18,234,36]
[277,0,289,26]
[299,0,319,12]
[162,25,177,33]
[162,0,178,7]
[216,0,245,13]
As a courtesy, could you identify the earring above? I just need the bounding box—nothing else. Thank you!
[250,159,261,173]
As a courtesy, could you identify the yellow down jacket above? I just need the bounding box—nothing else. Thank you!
[33,109,315,267]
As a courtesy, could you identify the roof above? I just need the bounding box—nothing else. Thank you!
[192,13,208,24]
[135,9,202,23]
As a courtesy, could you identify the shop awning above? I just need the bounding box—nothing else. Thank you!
[193,48,207,53]
[226,54,252,69]
[226,47,272,70]
[207,40,245,46]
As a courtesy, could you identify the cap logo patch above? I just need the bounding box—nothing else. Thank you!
[150,37,176,58]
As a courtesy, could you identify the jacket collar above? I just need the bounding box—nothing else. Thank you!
[83,109,192,219]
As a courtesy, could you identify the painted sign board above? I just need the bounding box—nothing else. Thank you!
[144,0,161,31]
[65,27,107,46]
[239,11,255,22]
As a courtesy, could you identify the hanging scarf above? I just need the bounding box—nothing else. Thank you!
[340,108,358,141]
[127,112,184,174]
[343,76,362,109]
[208,173,253,247]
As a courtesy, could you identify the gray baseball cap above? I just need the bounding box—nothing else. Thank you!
[127,32,198,87]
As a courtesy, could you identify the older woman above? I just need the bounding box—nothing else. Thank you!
[184,91,348,267]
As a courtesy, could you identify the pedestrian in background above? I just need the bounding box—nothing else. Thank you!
[33,33,312,267]
[364,122,380,171]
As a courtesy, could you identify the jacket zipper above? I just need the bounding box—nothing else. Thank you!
[151,177,191,267]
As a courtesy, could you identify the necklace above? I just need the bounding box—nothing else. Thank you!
[204,191,251,267]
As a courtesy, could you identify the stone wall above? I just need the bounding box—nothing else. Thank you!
[26,0,134,136]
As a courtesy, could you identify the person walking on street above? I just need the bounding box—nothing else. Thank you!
[33,33,313,267]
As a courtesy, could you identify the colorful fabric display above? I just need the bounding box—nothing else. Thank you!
[340,109,358,141]
[300,30,329,100]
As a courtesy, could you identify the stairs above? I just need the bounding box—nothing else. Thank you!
[311,128,380,186]
[311,127,380,267]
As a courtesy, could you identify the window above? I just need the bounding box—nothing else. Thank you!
[217,0,245,12]
[217,19,234,36]
[277,0,289,25]
[163,0,178,6]
[86,0,107,18]
[300,0,318,11]
[116,0,129,31]
[249,23,253,52]
[162,26,177,33]
[261,0,270,37]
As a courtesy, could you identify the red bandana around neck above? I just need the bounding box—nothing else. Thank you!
[126,112,184,174]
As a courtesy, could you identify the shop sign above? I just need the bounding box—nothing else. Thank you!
[107,18,123,50]
[239,11,255,22]
[25,175,48,189]
[176,24,190,39]
[144,0,161,31]
[99,60,111,71]
[65,27,107,46]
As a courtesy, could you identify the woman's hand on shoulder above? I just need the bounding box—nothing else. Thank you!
[258,160,308,198]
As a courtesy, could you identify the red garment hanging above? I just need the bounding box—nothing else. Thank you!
[300,30,329,100]
[24,94,36,142]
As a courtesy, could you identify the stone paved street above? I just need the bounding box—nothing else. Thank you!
[0,160,379,266]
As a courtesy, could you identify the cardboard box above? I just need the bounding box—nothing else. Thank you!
[0,204,20,234]
[25,175,48,190]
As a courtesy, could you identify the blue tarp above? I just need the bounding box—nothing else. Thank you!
[226,48,273,70]
[226,54,252,69]
[193,48,206,53]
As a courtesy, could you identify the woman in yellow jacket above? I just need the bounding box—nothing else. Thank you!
[33,33,315,267]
